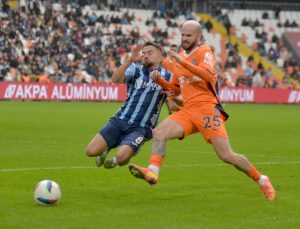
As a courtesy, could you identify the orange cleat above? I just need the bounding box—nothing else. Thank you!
[128,164,158,185]
[259,175,277,201]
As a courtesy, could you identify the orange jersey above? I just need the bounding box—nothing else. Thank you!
[155,44,219,108]
[154,44,228,120]
[163,57,176,73]
[172,44,218,108]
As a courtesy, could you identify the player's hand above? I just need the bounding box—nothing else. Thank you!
[128,45,142,63]
[167,50,182,64]
[162,90,176,97]
[150,70,161,81]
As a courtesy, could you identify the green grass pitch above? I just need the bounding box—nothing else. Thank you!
[0,101,299,229]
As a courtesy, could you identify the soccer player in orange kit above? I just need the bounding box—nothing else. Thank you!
[129,20,276,201]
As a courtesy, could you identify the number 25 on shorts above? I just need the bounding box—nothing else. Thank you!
[203,116,220,129]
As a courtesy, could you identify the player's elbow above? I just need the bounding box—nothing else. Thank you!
[111,76,120,84]
[111,73,124,84]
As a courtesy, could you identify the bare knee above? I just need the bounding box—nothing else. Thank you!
[116,154,130,166]
[212,139,235,164]
[86,134,108,157]
[85,146,96,157]
[85,144,106,157]
[218,152,235,164]
[115,151,132,166]
[115,145,133,166]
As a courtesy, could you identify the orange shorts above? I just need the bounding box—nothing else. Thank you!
[168,104,228,144]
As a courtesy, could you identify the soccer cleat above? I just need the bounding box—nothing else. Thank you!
[95,151,108,167]
[128,164,158,185]
[104,157,118,169]
[259,175,277,201]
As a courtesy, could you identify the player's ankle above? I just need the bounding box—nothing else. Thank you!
[257,175,267,185]
[149,164,160,175]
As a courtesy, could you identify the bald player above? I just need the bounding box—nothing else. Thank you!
[128,20,276,201]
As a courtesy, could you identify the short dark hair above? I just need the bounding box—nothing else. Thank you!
[142,41,165,56]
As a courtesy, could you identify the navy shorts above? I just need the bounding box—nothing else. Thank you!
[99,117,152,154]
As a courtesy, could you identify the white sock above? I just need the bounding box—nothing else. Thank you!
[258,175,267,185]
[148,164,160,175]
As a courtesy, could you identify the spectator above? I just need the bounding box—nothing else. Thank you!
[273,4,281,19]
[291,20,298,27]
[284,19,292,27]
[262,11,269,19]
[252,70,262,87]
[241,17,249,26]
[204,19,213,32]
[0,1,297,89]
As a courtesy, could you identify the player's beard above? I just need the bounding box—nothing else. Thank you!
[182,39,198,53]
[142,60,154,69]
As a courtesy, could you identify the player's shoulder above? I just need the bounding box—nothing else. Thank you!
[126,62,139,70]
[160,66,172,76]
[159,66,172,80]
[197,44,213,53]
[162,58,170,68]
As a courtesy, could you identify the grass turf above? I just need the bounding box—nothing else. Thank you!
[0,101,299,229]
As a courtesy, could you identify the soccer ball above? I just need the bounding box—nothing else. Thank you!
[34,180,61,205]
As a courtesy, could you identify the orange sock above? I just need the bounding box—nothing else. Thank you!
[247,166,261,181]
[149,155,164,167]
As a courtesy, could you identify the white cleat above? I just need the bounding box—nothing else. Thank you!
[95,151,108,167]
[104,157,118,169]
[258,175,277,201]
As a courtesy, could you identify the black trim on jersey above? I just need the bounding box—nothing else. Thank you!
[208,81,229,121]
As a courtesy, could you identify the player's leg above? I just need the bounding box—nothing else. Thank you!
[211,138,252,172]
[195,106,276,200]
[104,127,151,168]
[104,145,134,168]
[85,118,122,167]
[211,138,276,200]
[86,133,110,167]
[192,105,244,169]
[129,113,192,184]
[85,133,108,157]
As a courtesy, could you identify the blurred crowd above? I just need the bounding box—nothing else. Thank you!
[0,0,140,83]
[209,1,300,88]
[216,42,284,89]
[241,14,300,86]
[0,0,299,89]
[0,0,193,84]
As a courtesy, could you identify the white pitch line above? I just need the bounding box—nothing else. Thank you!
[166,161,300,167]
[1,161,300,172]
[170,150,268,157]
[0,166,94,172]
[171,150,213,154]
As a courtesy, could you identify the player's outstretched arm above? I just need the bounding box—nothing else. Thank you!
[111,45,142,84]
[151,70,181,95]
[167,50,213,83]
[180,61,213,82]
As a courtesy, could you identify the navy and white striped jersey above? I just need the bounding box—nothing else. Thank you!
[114,63,172,129]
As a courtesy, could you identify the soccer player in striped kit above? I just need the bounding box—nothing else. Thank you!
[85,41,172,169]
